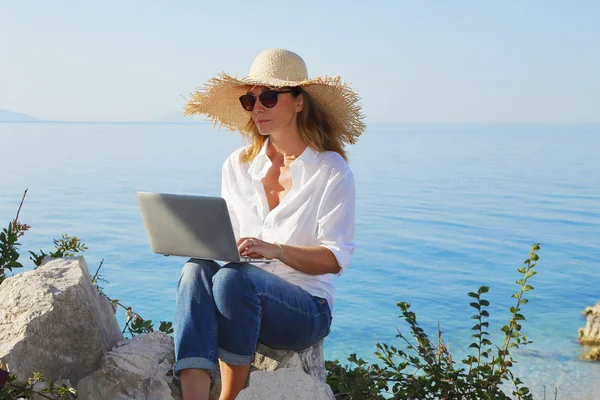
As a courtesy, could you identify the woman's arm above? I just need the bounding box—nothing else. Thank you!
[238,238,340,275]
[238,164,355,276]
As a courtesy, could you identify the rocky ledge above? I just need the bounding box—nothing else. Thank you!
[0,257,334,399]
[578,301,600,361]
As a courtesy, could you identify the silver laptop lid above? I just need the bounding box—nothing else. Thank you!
[137,192,242,262]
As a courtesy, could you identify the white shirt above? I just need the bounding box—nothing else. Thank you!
[221,139,356,312]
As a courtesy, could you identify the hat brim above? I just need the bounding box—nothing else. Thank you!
[184,73,365,145]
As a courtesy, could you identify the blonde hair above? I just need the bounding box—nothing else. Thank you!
[239,88,348,163]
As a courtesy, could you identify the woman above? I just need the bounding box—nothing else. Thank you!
[176,48,365,400]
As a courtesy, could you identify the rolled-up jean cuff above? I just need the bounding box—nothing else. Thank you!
[174,357,215,376]
[218,347,254,366]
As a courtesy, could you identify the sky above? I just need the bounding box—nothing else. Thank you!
[0,0,598,123]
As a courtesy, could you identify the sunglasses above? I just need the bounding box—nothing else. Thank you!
[239,89,297,111]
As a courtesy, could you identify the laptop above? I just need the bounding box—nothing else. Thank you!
[137,192,274,263]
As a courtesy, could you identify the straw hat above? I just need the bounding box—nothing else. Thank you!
[184,48,365,145]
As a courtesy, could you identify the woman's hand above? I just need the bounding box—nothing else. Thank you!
[237,237,340,275]
[237,237,279,260]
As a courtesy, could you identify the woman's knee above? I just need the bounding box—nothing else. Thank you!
[212,264,260,319]
[212,264,257,299]
[178,258,220,289]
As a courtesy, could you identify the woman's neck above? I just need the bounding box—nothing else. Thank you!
[267,127,306,166]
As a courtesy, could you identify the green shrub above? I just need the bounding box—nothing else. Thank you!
[326,243,542,400]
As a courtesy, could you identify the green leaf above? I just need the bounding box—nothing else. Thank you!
[517,267,527,273]
[516,279,525,285]
[520,298,529,305]
[159,321,174,334]
[514,313,526,321]
[470,302,480,310]
[525,270,537,279]
[523,284,534,292]
[480,299,490,307]
[478,286,489,294]
[468,292,479,298]
[501,325,510,334]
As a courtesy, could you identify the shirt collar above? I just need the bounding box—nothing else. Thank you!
[249,137,320,179]
[248,138,271,180]
[295,144,319,166]
[253,137,319,166]
[255,137,270,161]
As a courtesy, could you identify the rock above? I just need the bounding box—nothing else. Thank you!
[75,335,332,399]
[237,341,334,400]
[581,347,600,361]
[252,341,330,385]
[206,341,333,400]
[237,369,333,400]
[0,257,123,385]
[578,302,600,362]
[578,301,600,346]
[77,332,180,400]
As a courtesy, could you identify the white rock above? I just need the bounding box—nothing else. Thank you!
[0,257,123,385]
[209,341,334,400]
[77,332,180,400]
[253,341,330,384]
[237,369,333,400]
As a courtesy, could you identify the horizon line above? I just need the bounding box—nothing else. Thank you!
[1,120,600,126]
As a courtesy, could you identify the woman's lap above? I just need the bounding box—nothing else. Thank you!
[174,259,331,373]
[214,262,331,350]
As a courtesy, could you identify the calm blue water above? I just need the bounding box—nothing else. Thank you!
[1,122,599,399]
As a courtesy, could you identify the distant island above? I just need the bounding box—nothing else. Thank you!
[0,109,38,122]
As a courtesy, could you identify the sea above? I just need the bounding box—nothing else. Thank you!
[1,122,599,399]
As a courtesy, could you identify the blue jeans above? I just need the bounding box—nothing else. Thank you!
[173,259,332,374]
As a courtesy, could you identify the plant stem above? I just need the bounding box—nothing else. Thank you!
[437,322,442,365]
[92,258,104,281]
[502,262,531,358]
[13,189,28,223]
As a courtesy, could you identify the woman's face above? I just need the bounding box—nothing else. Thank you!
[245,86,303,135]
